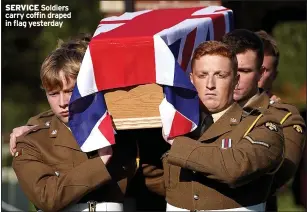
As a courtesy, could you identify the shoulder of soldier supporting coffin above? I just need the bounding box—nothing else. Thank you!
[269,100,305,126]
[269,100,300,115]
[244,107,282,129]
[27,109,54,126]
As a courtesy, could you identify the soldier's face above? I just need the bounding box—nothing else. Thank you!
[234,50,263,102]
[46,72,76,124]
[190,55,238,113]
[258,55,277,91]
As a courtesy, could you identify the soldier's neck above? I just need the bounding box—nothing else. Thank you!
[212,104,233,123]
[239,89,260,108]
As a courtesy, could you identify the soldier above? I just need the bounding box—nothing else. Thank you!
[221,29,306,211]
[12,36,138,212]
[164,40,284,211]
[256,30,281,102]
[9,36,167,211]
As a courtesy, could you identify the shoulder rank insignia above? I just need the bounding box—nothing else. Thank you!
[265,122,278,132]
[293,125,303,134]
[14,149,23,157]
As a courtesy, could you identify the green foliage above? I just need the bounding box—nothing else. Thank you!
[272,21,306,108]
[278,188,305,211]
[2,0,103,132]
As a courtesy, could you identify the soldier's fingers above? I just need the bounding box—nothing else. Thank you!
[13,125,36,137]
[9,135,17,156]
[15,126,30,136]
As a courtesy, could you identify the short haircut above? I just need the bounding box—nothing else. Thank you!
[40,33,91,91]
[221,29,264,70]
[256,30,280,69]
[191,40,238,76]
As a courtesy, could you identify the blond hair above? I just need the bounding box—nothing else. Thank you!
[40,33,91,91]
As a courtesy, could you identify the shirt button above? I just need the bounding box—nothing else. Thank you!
[193,194,199,200]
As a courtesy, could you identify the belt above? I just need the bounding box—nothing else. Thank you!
[166,202,266,211]
[62,201,124,212]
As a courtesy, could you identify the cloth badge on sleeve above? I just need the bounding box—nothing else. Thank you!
[293,125,303,134]
[222,138,232,149]
[265,122,278,132]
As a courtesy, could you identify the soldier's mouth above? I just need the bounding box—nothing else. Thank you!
[60,111,69,116]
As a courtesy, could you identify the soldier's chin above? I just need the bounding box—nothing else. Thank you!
[61,116,69,124]
[233,92,243,101]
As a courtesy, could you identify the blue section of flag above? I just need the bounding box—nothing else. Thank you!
[164,85,199,126]
[69,90,107,147]
[227,11,234,31]
[168,38,182,60]
[173,62,196,91]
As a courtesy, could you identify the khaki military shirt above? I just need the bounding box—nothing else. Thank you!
[245,91,306,193]
[27,109,54,126]
[13,114,137,212]
[163,102,284,210]
[25,110,166,197]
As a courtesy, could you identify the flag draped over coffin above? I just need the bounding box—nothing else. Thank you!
[69,6,234,152]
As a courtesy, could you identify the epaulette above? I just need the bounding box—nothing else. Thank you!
[27,110,54,126]
[269,101,300,114]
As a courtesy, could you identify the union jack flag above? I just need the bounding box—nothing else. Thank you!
[69,6,233,152]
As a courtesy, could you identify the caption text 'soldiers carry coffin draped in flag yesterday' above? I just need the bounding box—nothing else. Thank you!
[68,6,234,152]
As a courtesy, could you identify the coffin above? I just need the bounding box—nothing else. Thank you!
[104,83,163,130]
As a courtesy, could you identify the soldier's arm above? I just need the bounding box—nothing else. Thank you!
[10,110,53,156]
[166,116,284,187]
[12,137,113,212]
[142,164,165,196]
[272,112,306,191]
[136,129,169,196]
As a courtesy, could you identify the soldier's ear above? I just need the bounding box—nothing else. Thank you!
[190,72,194,85]
[259,66,266,82]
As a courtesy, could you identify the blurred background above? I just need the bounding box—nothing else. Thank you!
[2,0,306,211]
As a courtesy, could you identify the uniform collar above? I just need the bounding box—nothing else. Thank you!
[212,105,232,123]
[243,89,270,112]
[49,115,81,151]
[198,102,242,142]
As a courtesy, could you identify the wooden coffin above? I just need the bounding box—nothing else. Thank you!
[104,83,164,130]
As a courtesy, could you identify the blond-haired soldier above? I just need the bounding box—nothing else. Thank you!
[12,35,138,212]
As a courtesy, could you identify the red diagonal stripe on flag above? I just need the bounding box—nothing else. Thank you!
[191,14,226,40]
[181,28,197,72]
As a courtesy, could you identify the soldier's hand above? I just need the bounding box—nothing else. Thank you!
[270,94,281,103]
[98,146,113,165]
[10,125,37,156]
